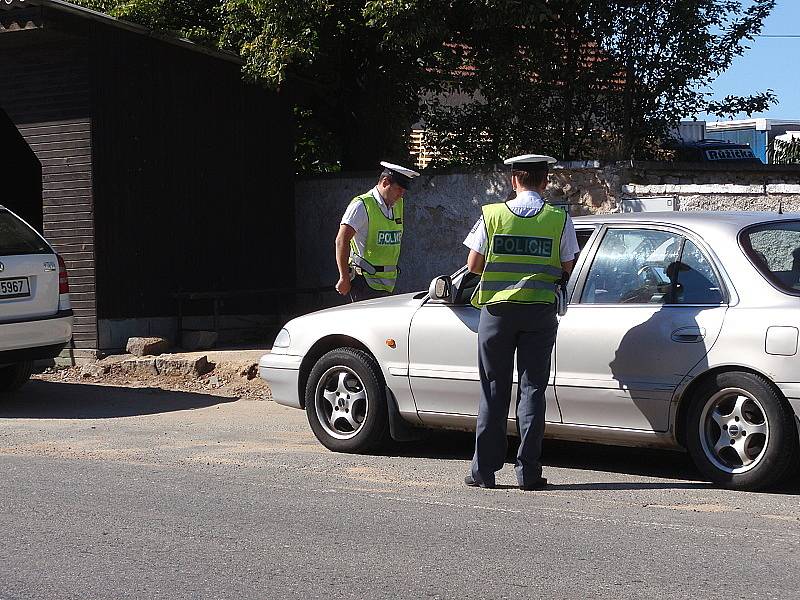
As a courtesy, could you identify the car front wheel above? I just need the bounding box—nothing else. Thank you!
[304,348,389,453]
[686,371,798,491]
[0,361,34,393]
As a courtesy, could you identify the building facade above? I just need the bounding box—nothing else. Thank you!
[0,0,294,356]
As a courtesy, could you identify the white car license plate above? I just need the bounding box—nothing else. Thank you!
[0,277,31,299]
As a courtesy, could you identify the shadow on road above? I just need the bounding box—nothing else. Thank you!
[0,380,236,419]
[489,482,712,491]
[386,431,800,493]
[388,431,697,478]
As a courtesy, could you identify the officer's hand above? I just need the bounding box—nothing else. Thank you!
[335,276,351,296]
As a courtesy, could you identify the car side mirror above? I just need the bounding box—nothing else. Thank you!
[429,275,452,302]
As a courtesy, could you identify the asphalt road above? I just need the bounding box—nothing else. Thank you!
[1,379,799,600]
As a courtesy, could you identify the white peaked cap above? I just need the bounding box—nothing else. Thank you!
[379,161,420,189]
[380,161,420,178]
[503,154,558,166]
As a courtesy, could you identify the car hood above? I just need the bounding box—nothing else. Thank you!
[278,292,428,358]
[306,292,427,316]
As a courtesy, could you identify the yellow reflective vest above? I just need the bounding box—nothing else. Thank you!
[473,202,566,307]
[348,192,403,293]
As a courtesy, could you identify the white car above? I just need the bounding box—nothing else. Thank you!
[0,205,73,392]
[260,211,800,490]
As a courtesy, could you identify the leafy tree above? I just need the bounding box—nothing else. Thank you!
[773,138,800,164]
[378,0,777,164]
[593,0,777,160]
[72,0,223,46]
[70,0,778,169]
[222,0,428,172]
[371,0,562,165]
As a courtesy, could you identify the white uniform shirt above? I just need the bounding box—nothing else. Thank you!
[340,187,396,259]
[463,191,580,261]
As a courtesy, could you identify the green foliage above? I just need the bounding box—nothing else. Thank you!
[379,0,777,164]
[70,0,778,170]
[221,0,425,172]
[773,138,800,164]
[591,0,777,161]
[71,0,224,46]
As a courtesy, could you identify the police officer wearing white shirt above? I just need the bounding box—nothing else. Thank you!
[335,162,420,302]
[463,154,579,490]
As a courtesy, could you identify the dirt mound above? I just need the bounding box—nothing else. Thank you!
[36,352,272,401]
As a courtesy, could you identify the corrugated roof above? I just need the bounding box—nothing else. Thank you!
[0,0,241,64]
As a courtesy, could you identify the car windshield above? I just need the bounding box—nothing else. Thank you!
[0,209,49,256]
[741,220,800,294]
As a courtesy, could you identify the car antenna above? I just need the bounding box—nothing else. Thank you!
[779,200,783,214]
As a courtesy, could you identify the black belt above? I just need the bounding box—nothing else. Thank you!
[352,265,393,273]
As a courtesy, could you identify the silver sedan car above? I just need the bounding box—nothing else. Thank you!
[260,212,800,491]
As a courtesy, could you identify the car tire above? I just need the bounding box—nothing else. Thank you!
[0,361,34,393]
[304,348,389,453]
[686,371,798,491]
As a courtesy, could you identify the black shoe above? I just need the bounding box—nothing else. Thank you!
[519,477,548,491]
[464,475,495,489]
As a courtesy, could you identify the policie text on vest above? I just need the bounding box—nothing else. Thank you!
[377,231,402,245]
[491,235,553,258]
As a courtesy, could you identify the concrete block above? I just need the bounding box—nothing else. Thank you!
[80,363,110,378]
[767,184,800,194]
[180,330,218,351]
[126,337,169,357]
[154,354,213,377]
[638,185,666,194]
[120,358,158,376]
[716,184,763,194]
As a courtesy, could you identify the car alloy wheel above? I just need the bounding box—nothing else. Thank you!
[304,347,389,453]
[314,366,369,440]
[686,371,798,490]
[698,387,769,474]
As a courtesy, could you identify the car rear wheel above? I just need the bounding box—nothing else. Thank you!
[686,371,798,491]
[305,348,389,453]
[0,361,33,393]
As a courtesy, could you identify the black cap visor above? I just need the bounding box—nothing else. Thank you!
[382,169,413,190]
[510,162,548,175]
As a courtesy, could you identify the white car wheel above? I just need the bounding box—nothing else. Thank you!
[304,348,389,453]
[687,372,798,491]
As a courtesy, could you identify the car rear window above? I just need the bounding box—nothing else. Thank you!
[741,220,800,294]
[0,209,50,255]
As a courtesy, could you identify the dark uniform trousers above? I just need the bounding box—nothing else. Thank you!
[348,273,390,303]
[471,301,558,487]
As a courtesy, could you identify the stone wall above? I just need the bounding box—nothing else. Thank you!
[620,163,800,213]
[296,162,800,297]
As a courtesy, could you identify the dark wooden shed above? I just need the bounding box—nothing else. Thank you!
[0,0,294,357]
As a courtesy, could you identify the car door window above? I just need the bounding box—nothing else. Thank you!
[575,228,594,256]
[0,209,49,256]
[453,270,480,305]
[671,240,724,304]
[742,221,800,293]
[580,228,682,304]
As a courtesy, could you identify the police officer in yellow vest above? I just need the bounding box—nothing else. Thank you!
[463,154,579,490]
[335,162,420,302]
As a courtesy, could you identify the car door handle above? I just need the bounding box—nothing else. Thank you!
[671,327,706,343]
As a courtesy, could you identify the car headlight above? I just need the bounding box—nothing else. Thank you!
[273,328,291,349]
